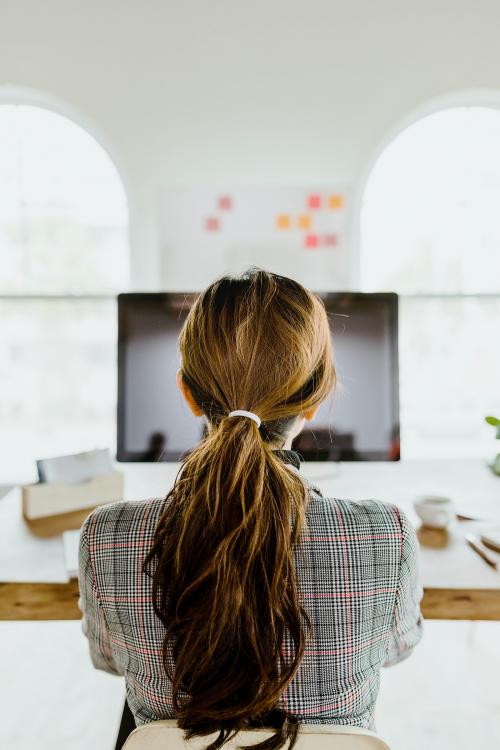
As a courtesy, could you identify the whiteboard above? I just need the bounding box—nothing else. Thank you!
[159,187,351,290]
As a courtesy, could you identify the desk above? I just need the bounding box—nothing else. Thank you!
[1,460,499,620]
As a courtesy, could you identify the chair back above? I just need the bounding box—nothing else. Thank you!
[122,720,390,750]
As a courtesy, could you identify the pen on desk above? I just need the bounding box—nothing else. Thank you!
[456,513,482,522]
[465,534,498,569]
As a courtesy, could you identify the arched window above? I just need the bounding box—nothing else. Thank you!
[361,105,500,459]
[0,102,129,480]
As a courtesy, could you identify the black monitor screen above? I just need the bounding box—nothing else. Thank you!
[117,292,399,462]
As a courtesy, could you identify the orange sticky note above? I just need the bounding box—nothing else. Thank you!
[328,194,344,210]
[276,214,291,230]
[298,214,312,230]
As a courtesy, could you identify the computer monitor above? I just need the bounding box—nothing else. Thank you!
[117,292,399,462]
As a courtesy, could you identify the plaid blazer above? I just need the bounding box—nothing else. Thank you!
[79,465,423,729]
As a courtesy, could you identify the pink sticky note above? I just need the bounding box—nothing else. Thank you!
[218,196,232,211]
[324,233,339,247]
[205,217,220,231]
[305,234,319,248]
[308,194,321,210]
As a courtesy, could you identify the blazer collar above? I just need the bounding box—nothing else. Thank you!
[272,448,324,498]
[272,449,302,470]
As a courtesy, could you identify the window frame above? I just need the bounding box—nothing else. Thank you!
[355,92,500,459]
[352,88,500,292]
[0,89,130,481]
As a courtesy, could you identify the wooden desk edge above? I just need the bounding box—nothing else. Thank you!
[1,581,500,621]
[0,580,81,621]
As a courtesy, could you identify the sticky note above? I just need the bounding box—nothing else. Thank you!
[276,214,291,230]
[324,233,338,247]
[205,217,220,231]
[298,214,312,230]
[308,194,321,210]
[305,234,319,248]
[328,194,343,210]
[218,196,232,210]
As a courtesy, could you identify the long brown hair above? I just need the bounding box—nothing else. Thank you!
[144,269,335,750]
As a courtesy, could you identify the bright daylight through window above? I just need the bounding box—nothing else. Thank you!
[361,106,500,459]
[0,104,129,481]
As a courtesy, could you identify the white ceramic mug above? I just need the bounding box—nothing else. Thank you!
[414,495,455,529]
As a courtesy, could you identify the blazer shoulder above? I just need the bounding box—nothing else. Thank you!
[307,489,407,533]
[82,496,168,541]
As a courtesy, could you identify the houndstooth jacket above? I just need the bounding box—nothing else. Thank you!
[78,458,423,729]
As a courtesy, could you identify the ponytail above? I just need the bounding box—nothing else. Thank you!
[144,269,335,750]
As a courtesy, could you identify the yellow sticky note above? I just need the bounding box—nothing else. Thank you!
[328,194,344,210]
[276,214,291,230]
[298,214,312,230]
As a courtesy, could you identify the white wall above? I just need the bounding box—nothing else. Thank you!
[2,0,500,289]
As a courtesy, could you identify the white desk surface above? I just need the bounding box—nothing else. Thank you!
[1,460,499,592]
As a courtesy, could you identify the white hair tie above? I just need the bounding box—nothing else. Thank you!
[228,410,262,428]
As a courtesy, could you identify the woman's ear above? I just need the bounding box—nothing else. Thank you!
[303,404,320,422]
[176,370,204,417]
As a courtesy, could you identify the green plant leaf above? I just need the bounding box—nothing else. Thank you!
[485,415,500,426]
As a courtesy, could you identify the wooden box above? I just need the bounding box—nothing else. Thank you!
[22,471,124,521]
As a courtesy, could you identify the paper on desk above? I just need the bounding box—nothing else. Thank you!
[63,530,81,579]
[37,449,113,484]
